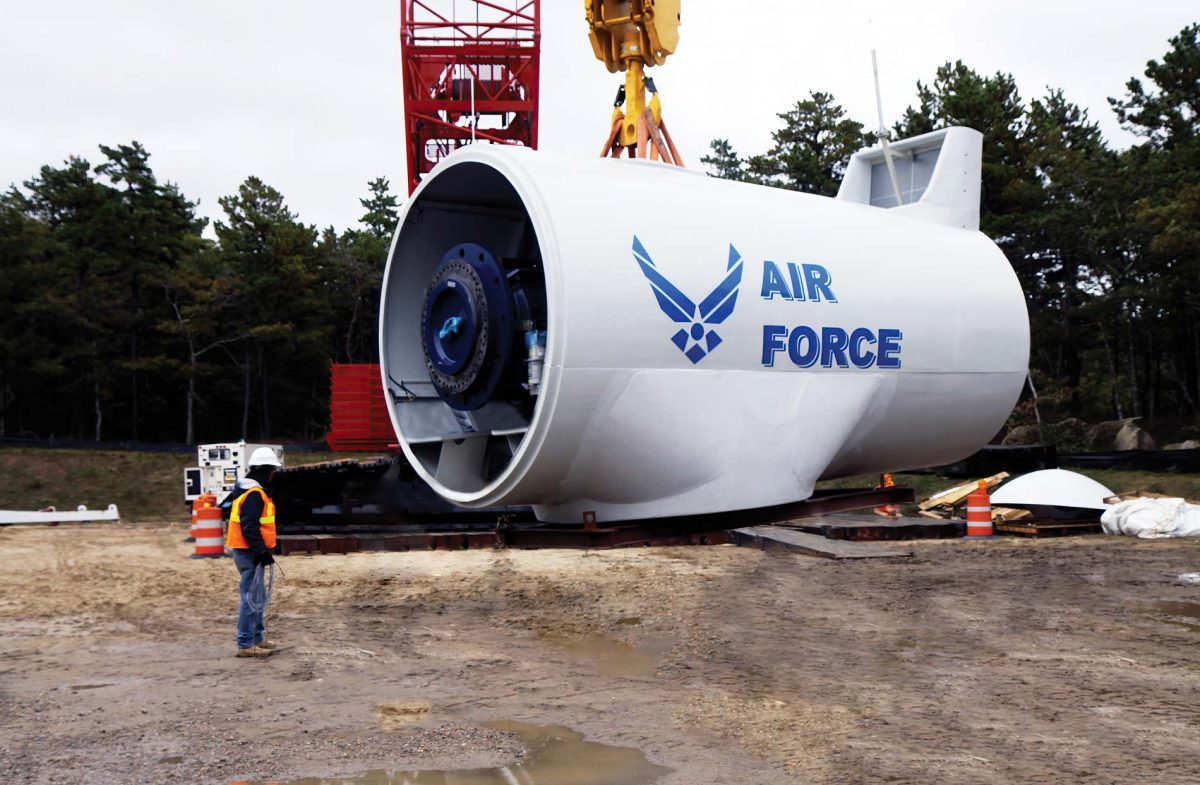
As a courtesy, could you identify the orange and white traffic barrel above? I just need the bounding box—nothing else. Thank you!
[188,492,215,543]
[191,495,226,558]
[965,480,994,538]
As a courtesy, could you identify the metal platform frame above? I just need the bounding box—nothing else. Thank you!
[275,486,915,552]
[400,0,540,194]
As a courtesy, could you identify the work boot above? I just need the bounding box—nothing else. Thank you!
[256,640,277,650]
[236,644,273,658]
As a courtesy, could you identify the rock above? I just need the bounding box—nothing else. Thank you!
[1002,418,1088,451]
[1086,420,1126,451]
[1087,418,1157,451]
[1165,440,1200,450]
[1115,420,1157,451]
[1002,424,1041,446]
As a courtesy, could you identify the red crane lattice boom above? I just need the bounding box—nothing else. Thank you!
[400,1,541,195]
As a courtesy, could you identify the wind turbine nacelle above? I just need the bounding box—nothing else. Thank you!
[379,128,1029,523]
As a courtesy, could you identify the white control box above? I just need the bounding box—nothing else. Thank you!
[183,441,283,503]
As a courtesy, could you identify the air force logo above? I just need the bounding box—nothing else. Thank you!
[633,235,744,364]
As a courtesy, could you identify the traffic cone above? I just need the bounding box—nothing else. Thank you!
[965,480,994,538]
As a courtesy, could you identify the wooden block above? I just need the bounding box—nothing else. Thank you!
[353,536,391,552]
[919,472,1010,511]
[464,532,502,549]
[276,535,319,555]
[992,506,1032,522]
[312,534,355,555]
[995,520,1102,537]
[426,533,465,551]
[384,534,433,551]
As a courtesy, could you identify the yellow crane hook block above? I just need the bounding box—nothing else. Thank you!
[586,0,681,72]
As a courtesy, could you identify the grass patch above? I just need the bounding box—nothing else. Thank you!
[3,447,1196,523]
[1070,469,1200,500]
[0,448,193,522]
[0,447,388,522]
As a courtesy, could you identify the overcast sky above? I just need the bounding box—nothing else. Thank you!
[1,1,1195,233]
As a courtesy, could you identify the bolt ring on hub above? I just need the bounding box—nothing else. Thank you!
[419,244,514,410]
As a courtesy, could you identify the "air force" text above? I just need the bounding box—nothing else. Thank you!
[759,262,903,370]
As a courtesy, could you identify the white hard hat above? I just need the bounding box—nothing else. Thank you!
[248,447,282,468]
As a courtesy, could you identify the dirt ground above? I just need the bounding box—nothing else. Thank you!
[2,524,1200,785]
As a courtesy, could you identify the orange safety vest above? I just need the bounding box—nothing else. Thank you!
[226,486,277,549]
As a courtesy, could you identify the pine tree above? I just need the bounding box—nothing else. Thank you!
[700,139,751,182]
[358,176,400,242]
[216,177,330,439]
[745,92,870,195]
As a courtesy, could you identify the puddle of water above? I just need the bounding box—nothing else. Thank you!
[1150,601,1200,619]
[235,721,669,785]
[538,632,673,678]
[616,617,642,626]
[1141,602,1200,633]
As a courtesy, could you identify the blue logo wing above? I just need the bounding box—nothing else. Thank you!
[633,236,696,323]
[699,245,743,325]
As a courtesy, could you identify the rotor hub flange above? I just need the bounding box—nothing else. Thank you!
[420,244,514,410]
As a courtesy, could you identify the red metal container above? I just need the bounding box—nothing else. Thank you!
[326,364,396,451]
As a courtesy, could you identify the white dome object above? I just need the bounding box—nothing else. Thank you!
[248,447,282,468]
[991,469,1114,511]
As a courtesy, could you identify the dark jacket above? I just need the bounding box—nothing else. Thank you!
[222,480,270,555]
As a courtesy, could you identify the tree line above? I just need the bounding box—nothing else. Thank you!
[703,23,1200,441]
[0,145,398,443]
[2,23,1197,445]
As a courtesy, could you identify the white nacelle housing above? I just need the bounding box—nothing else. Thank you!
[379,128,1029,522]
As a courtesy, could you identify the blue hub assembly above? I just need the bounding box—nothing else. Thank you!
[421,243,515,411]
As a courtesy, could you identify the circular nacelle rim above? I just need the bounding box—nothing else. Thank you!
[379,146,562,506]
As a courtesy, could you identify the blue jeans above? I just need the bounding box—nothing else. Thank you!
[232,549,266,649]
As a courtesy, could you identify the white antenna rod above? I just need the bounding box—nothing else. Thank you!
[871,49,904,206]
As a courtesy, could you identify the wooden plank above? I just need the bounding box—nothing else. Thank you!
[732,526,912,559]
[276,535,319,555]
[992,506,1032,522]
[919,472,1010,511]
[352,536,391,552]
[918,510,946,520]
[995,520,1102,538]
[311,533,357,555]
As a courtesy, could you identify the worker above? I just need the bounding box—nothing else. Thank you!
[227,447,282,658]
